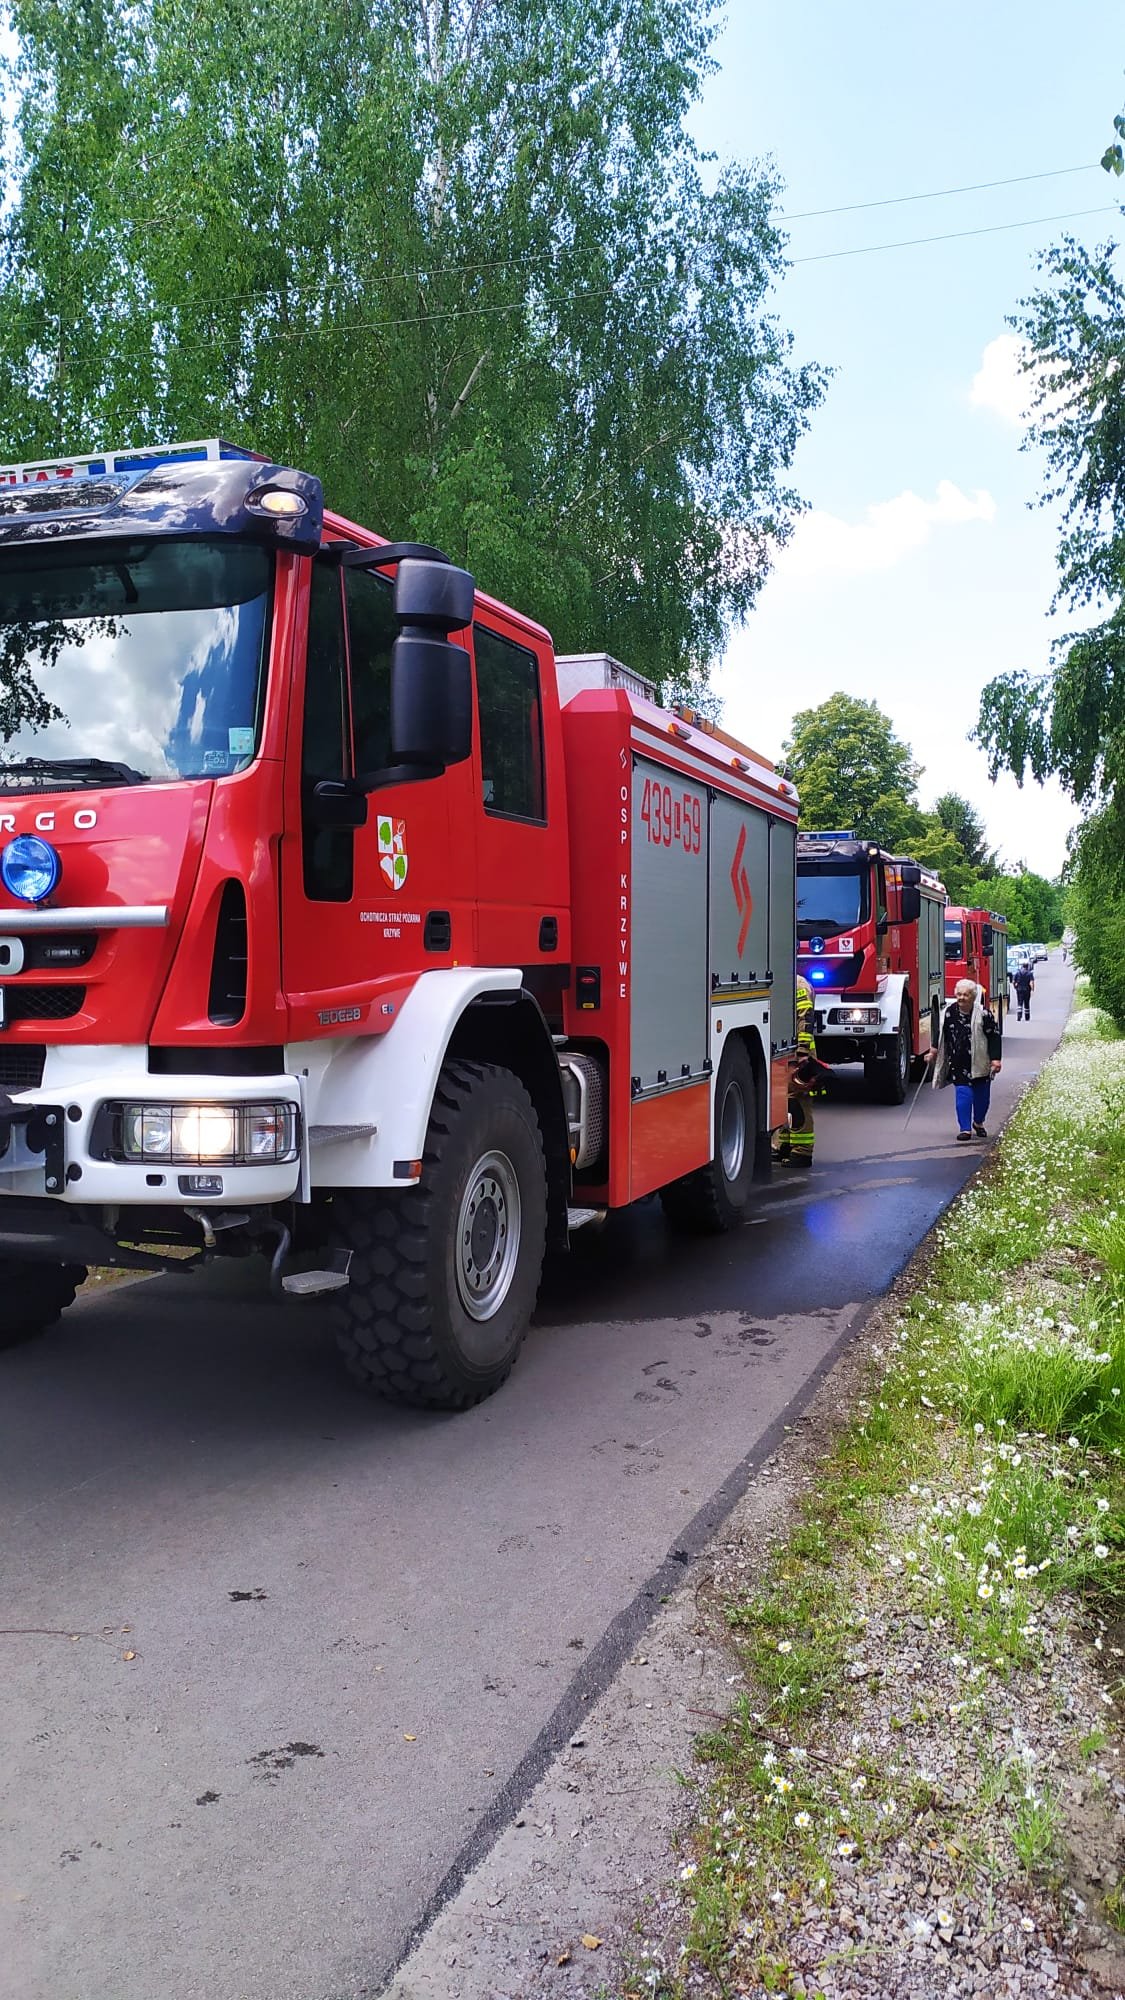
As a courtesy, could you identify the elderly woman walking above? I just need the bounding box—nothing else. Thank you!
[925,977,1003,1141]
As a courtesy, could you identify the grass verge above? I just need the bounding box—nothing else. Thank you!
[625,992,1125,1999]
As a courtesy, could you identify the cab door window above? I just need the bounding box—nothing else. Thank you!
[300,563,396,901]
[346,566,396,776]
[301,564,352,902]
[473,623,545,822]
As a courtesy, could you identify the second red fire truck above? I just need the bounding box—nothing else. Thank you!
[0,439,800,1409]
[796,832,947,1101]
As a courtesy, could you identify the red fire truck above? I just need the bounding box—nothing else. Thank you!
[944,906,1008,1023]
[0,439,800,1408]
[796,832,947,1101]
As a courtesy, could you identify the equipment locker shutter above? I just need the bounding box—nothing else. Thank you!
[710,795,770,991]
[769,818,796,1047]
[630,759,709,1091]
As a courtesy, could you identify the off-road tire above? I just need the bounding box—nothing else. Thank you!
[660,1039,757,1235]
[0,1261,85,1351]
[866,1009,910,1105]
[329,1061,547,1410]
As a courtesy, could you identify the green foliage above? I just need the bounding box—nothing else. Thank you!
[934,790,998,876]
[1068,804,1125,1023]
[783,692,921,849]
[960,866,1064,944]
[0,0,825,699]
[783,693,1044,906]
[974,218,1125,817]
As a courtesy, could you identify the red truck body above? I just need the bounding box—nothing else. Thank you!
[0,440,798,1406]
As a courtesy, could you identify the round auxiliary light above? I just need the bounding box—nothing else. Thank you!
[1,833,61,905]
[808,935,826,954]
[252,488,307,518]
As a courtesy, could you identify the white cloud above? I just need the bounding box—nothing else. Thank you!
[778,479,996,582]
[970,333,1034,426]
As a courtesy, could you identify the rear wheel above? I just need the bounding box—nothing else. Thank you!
[0,1261,86,1351]
[329,1060,547,1410]
[660,1038,757,1234]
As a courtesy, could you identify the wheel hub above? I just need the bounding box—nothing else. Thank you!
[720,1080,746,1182]
[456,1149,522,1321]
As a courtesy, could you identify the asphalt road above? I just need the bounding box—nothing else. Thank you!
[1,958,1073,2000]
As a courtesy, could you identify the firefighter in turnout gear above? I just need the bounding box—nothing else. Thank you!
[774,974,818,1168]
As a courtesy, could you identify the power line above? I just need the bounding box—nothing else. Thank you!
[779,161,1098,222]
[789,203,1120,265]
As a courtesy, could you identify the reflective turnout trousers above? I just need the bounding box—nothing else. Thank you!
[775,983,817,1166]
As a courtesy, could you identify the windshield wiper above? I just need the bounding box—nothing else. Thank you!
[0,756,150,790]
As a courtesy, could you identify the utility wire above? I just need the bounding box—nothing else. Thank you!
[788,203,1120,265]
[779,161,1098,222]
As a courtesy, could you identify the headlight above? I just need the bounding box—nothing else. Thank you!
[828,1005,882,1025]
[114,1100,298,1165]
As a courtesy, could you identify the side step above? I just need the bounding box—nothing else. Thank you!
[280,1249,352,1298]
[567,1205,607,1232]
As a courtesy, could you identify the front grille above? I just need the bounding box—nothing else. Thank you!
[5,985,86,1022]
[0,1044,46,1088]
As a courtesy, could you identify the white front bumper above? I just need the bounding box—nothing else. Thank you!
[0,1045,303,1206]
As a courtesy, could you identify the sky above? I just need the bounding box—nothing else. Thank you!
[691,0,1124,877]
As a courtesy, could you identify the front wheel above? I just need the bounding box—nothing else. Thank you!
[660,1038,757,1235]
[328,1060,547,1410]
[867,1010,910,1104]
[0,1260,86,1351]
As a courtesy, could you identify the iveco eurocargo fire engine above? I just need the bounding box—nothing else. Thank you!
[0,440,799,1408]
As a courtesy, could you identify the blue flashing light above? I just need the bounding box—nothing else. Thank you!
[1,834,61,904]
[808,966,829,984]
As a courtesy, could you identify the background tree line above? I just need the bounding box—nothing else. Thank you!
[783,689,1063,942]
[0,0,823,705]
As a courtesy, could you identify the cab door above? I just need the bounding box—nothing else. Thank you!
[469,615,569,1018]
[280,557,472,1042]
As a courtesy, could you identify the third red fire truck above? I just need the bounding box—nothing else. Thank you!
[0,439,799,1409]
[796,832,947,1101]
[944,906,1009,1023]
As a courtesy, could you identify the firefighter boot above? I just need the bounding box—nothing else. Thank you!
[781,1098,814,1168]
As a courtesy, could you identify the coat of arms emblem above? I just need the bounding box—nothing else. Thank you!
[378,815,408,892]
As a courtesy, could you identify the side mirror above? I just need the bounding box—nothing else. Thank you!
[982,923,994,957]
[388,557,474,770]
[307,780,368,829]
[899,863,921,888]
[900,885,921,924]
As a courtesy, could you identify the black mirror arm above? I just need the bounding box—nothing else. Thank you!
[354,760,445,790]
[319,540,452,570]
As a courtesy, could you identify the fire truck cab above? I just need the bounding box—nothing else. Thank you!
[944,906,1008,1023]
[796,831,946,1102]
[0,440,799,1408]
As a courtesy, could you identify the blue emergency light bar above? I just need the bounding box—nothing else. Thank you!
[0,438,266,486]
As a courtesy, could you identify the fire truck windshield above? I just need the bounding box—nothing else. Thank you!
[945,917,965,960]
[0,536,271,789]
[796,864,869,938]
